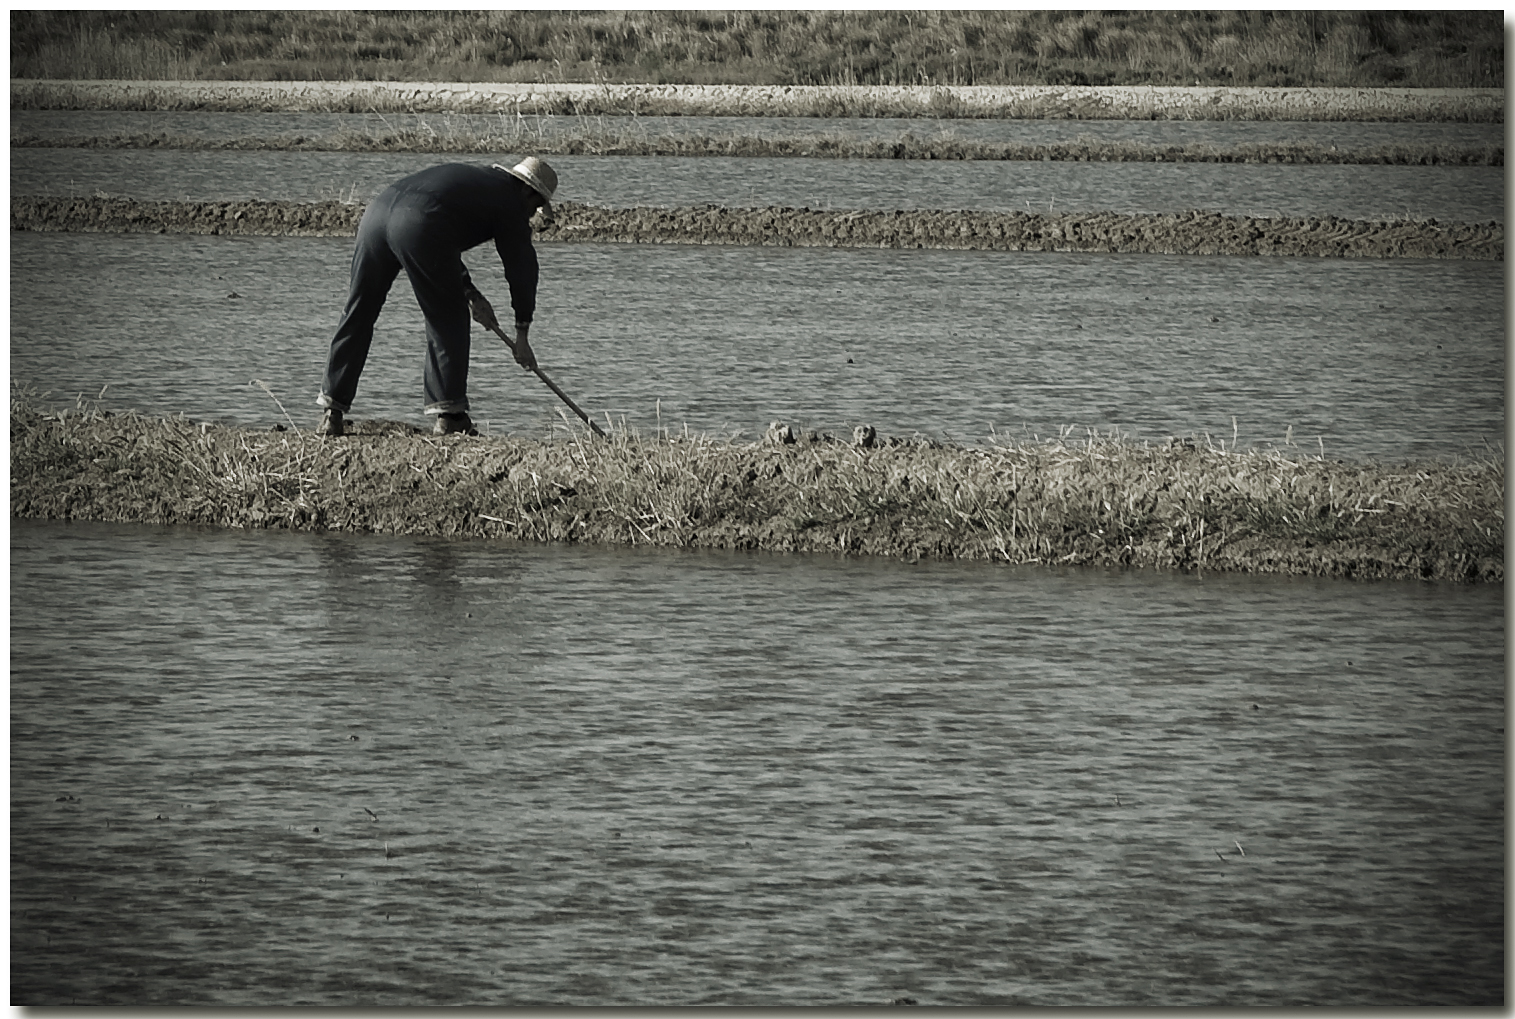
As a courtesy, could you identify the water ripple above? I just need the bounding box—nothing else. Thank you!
[11,519,1504,1005]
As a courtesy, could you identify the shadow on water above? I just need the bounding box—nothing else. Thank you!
[315,530,475,617]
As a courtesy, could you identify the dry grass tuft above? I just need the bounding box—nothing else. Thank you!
[11,396,1503,583]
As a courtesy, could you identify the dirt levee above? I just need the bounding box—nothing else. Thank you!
[541,203,1502,260]
[10,196,364,238]
[12,79,1504,122]
[12,195,1503,261]
[14,130,1503,166]
[10,403,1502,583]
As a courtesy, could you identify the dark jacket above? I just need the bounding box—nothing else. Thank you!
[389,162,540,324]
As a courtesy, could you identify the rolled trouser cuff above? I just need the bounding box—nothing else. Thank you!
[423,399,471,416]
[317,391,351,413]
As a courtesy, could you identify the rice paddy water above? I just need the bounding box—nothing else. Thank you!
[10,232,1503,461]
[11,147,1504,223]
[9,518,1504,1006]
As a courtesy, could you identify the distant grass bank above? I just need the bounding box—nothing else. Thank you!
[12,127,1502,167]
[12,79,1503,123]
[11,401,1502,583]
[10,10,1502,89]
[12,196,1503,262]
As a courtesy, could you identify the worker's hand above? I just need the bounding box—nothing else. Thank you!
[468,292,501,332]
[513,326,537,370]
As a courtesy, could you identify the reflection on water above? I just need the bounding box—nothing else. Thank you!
[9,147,1504,223]
[10,519,1504,1005]
[11,232,1503,462]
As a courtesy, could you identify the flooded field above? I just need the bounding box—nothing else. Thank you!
[10,231,1503,462]
[10,518,1505,1005]
[11,99,1506,1008]
[12,146,1503,223]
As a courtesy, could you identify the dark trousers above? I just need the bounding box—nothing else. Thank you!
[320,187,471,415]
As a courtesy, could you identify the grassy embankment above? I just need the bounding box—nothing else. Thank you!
[10,10,1501,89]
[11,398,1503,583]
[11,123,1502,167]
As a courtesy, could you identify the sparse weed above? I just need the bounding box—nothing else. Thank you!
[9,399,1504,583]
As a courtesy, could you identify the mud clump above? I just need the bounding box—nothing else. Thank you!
[11,196,1503,261]
[10,401,1503,583]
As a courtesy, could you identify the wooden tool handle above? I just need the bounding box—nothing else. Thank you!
[486,323,606,437]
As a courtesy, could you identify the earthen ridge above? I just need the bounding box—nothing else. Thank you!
[10,79,1505,122]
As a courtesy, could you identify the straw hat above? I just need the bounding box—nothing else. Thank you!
[495,156,557,206]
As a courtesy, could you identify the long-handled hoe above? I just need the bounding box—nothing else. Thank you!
[475,310,606,438]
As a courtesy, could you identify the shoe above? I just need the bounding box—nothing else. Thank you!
[434,412,475,435]
[316,408,344,436]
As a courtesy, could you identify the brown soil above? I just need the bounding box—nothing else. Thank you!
[9,403,1504,583]
[10,196,364,237]
[11,196,1503,261]
[11,80,1505,122]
